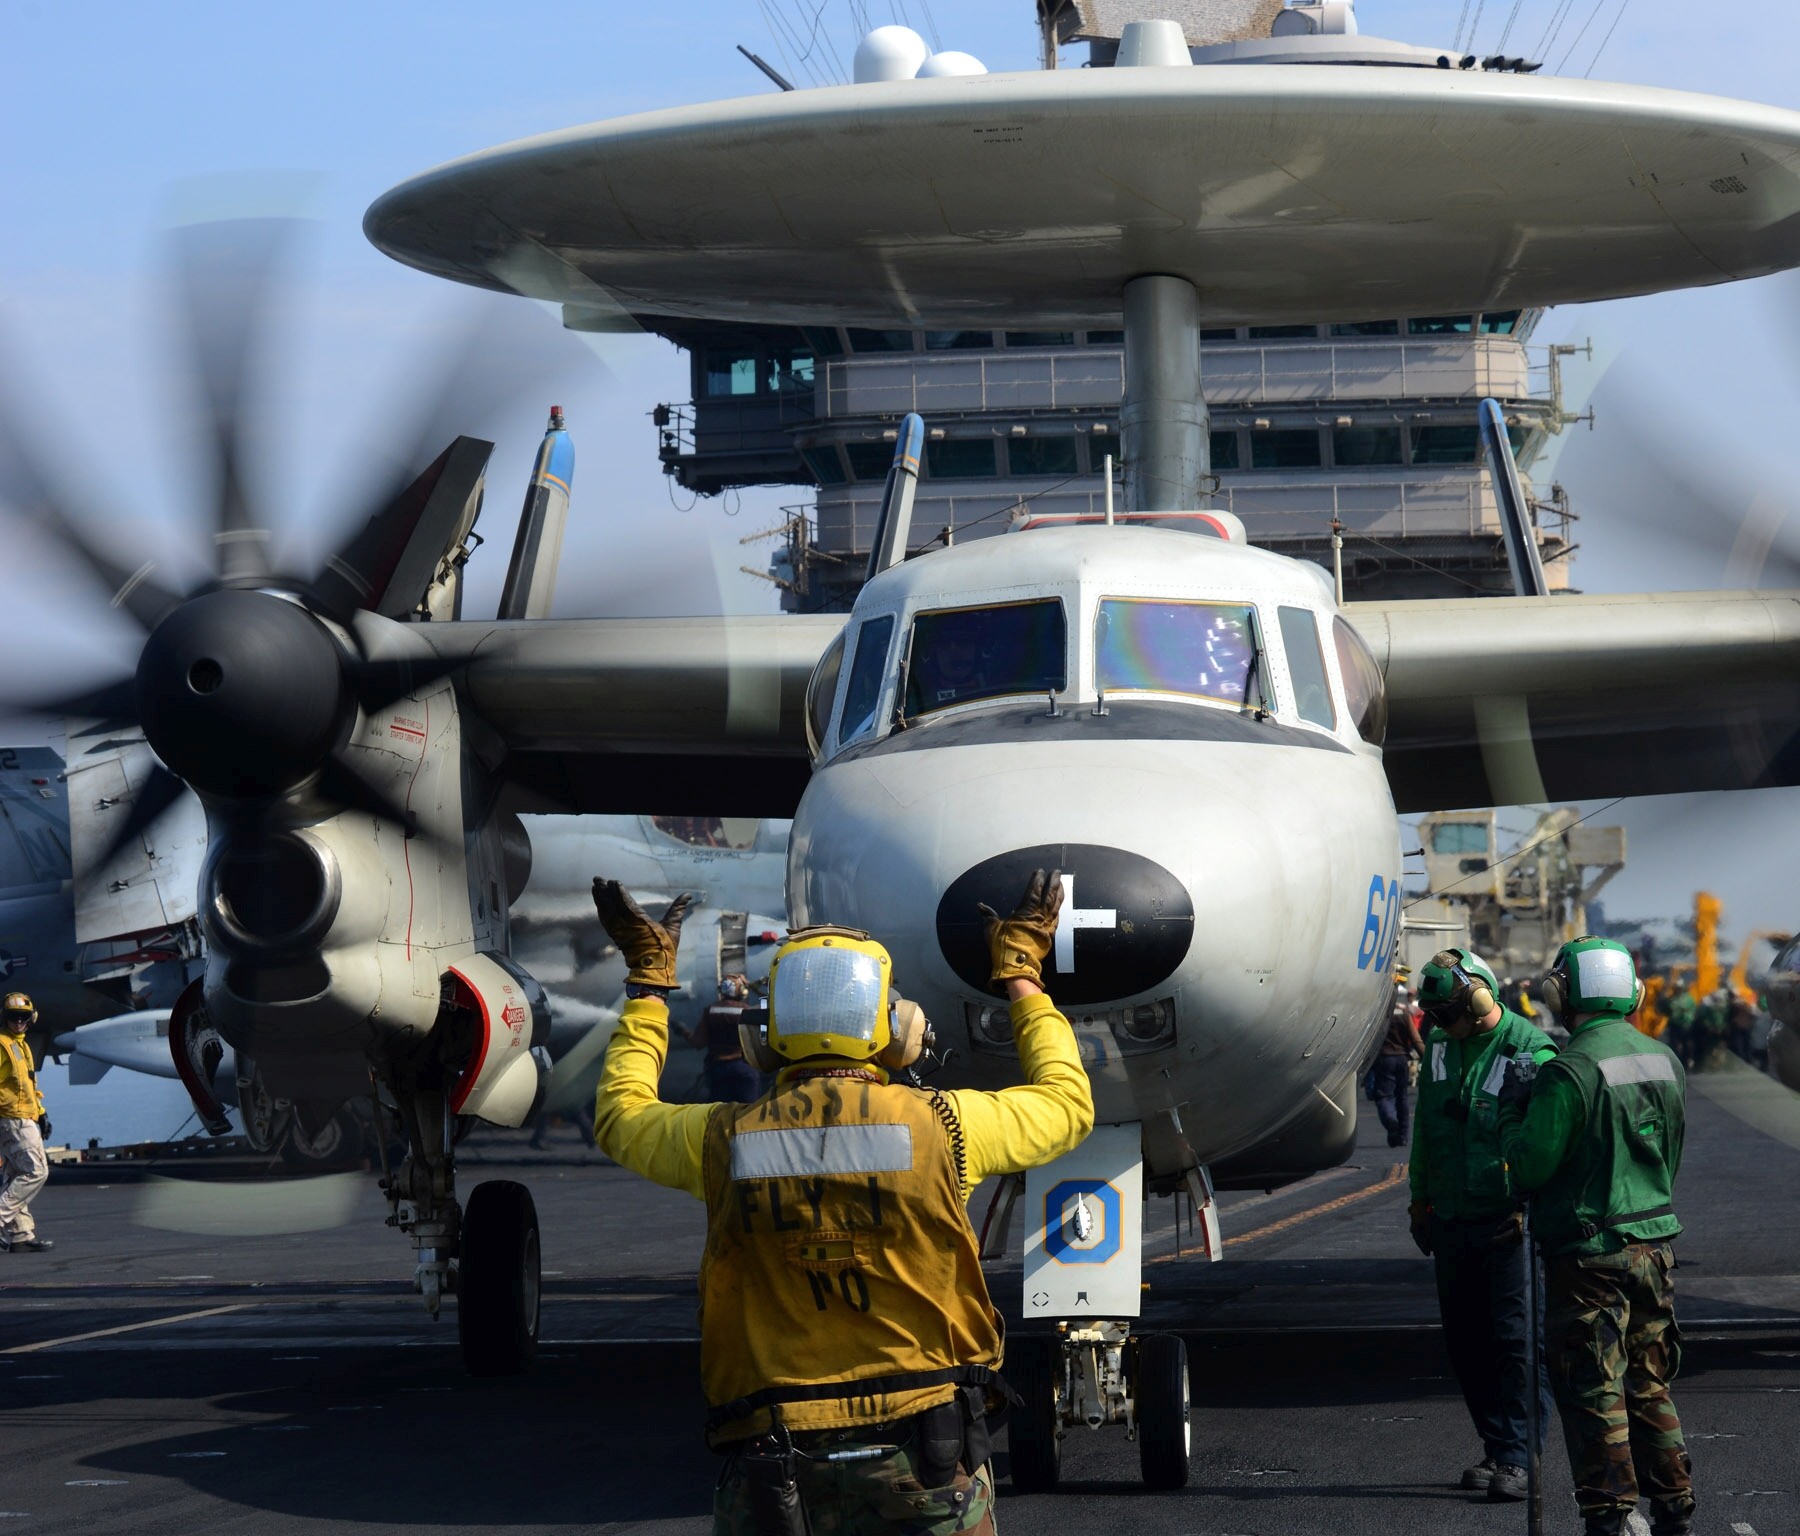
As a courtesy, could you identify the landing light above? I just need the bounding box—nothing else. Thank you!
[965,997,1177,1056]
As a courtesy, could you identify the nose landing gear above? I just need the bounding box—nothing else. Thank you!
[1003,1121,1203,1492]
[1006,1325,1192,1492]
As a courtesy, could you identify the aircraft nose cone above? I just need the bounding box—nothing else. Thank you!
[936,845,1195,1006]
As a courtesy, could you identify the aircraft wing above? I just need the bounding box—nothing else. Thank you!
[1349,590,1800,812]
[437,613,846,816]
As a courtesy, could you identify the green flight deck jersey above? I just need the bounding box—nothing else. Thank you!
[1503,1014,1685,1258]
[1410,1009,1557,1221]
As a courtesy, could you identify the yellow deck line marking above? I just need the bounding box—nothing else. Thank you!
[1225,1162,1410,1248]
[4,1302,255,1355]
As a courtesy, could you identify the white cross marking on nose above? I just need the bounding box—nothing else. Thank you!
[1054,873,1116,974]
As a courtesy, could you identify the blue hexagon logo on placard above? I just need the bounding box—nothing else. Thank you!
[1042,1178,1121,1265]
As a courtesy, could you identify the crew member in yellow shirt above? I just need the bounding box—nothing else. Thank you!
[1,991,53,1254]
[592,869,1093,1536]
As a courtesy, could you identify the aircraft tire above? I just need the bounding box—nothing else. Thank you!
[458,1180,541,1377]
[1135,1333,1191,1490]
[1004,1333,1062,1492]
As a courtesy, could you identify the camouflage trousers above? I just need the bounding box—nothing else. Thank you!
[1544,1241,1694,1528]
[713,1425,994,1536]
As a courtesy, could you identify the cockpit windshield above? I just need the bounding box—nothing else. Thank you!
[1095,599,1261,705]
[903,599,1067,717]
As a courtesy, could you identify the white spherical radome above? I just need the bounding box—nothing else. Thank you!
[916,50,987,78]
[852,25,929,84]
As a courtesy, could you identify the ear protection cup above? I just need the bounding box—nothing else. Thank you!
[877,997,932,1070]
[738,1010,781,1073]
[1426,948,1495,1024]
[1540,971,1566,1019]
[1630,977,1645,1014]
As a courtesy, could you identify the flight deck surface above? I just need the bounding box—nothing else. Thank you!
[3,1063,1797,1534]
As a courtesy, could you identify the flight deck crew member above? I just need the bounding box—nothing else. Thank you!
[0,991,53,1253]
[592,869,1093,1536]
[1406,948,1555,1502]
[681,973,765,1103]
[1500,937,1694,1536]
[1371,980,1425,1147]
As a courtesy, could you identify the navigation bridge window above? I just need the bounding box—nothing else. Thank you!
[1095,599,1262,707]
[903,600,1067,717]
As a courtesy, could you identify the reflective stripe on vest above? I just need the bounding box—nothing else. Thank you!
[730,1124,914,1180]
[698,1076,1002,1443]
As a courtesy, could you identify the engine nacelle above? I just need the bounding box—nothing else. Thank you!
[197,678,518,1100]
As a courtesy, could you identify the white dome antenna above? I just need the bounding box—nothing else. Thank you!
[917,50,987,77]
[853,25,929,83]
[1272,1,1360,37]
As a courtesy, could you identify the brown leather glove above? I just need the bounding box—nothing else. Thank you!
[978,867,1063,990]
[1408,1199,1433,1256]
[591,879,693,991]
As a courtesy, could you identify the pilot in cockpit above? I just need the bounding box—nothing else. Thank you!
[917,615,990,706]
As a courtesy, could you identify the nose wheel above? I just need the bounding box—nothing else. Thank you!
[1133,1332,1192,1490]
[1005,1327,1193,1492]
[457,1179,542,1376]
[1005,1334,1064,1492]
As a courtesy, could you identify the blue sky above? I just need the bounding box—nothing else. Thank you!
[2,0,1796,941]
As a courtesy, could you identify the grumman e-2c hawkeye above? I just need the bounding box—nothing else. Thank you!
[10,6,1800,1490]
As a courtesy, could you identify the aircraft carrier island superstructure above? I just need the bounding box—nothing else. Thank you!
[644,0,1583,610]
[650,309,1581,609]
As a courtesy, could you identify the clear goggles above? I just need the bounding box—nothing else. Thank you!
[771,946,885,1044]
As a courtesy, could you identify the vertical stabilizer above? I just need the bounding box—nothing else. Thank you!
[1479,398,1549,598]
[497,407,575,620]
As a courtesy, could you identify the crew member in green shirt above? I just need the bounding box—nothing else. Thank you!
[1501,936,1693,1536]
[1407,947,1557,1502]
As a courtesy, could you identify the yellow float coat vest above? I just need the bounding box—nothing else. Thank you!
[698,1072,1003,1443]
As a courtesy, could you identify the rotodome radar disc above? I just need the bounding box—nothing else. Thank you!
[366,66,1800,329]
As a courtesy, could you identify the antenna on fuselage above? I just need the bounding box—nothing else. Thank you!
[1479,397,1549,598]
[865,412,925,581]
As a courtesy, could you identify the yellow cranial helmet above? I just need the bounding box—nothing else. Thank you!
[750,927,933,1073]
[766,928,894,1063]
[2,991,35,1028]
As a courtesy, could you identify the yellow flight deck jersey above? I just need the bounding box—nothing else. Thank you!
[595,991,1094,1442]
[1,1032,45,1120]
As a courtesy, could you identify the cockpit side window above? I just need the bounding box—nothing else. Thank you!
[902,600,1066,718]
[1094,598,1261,707]
[1332,616,1387,746]
[1277,606,1336,730]
[804,629,846,760]
[838,615,895,746]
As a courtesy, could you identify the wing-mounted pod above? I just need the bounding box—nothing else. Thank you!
[444,950,552,1126]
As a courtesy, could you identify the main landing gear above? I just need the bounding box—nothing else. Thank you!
[378,1083,542,1376]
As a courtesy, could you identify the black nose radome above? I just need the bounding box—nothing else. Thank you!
[936,843,1195,1006]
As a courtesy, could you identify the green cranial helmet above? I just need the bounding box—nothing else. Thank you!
[1545,935,1641,1019]
[1417,947,1500,1023]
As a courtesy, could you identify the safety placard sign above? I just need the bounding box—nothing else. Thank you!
[1022,1123,1143,1320]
